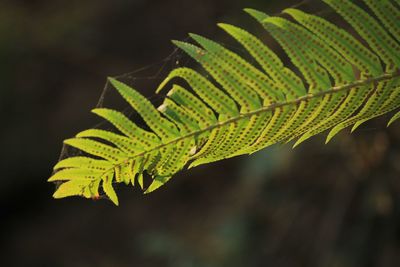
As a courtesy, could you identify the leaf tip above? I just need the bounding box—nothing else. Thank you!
[171,39,182,46]
[387,112,400,127]
[350,123,360,133]
[107,76,118,85]
[63,138,75,146]
[217,22,228,29]
[157,103,168,112]
[326,130,338,144]
[244,8,269,22]
[188,32,199,38]
[282,8,297,16]
[145,178,168,194]
[292,139,302,149]
[325,136,332,145]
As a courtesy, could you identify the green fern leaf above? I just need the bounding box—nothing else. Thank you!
[49,0,400,205]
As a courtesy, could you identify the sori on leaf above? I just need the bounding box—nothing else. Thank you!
[49,0,400,205]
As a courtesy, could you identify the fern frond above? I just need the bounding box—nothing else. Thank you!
[49,0,400,205]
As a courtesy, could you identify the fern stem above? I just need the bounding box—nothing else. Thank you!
[112,70,400,170]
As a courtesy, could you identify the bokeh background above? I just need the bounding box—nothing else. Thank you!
[1,0,400,266]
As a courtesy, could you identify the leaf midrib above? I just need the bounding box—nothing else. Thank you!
[113,70,400,170]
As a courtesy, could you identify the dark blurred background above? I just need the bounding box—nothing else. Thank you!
[1,0,400,266]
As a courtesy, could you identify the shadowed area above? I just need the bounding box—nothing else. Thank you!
[1,0,400,266]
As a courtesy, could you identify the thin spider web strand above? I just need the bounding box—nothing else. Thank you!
[95,37,191,112]
[57,37,192,165]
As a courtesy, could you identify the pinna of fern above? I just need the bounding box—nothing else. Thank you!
[49,0,400,205]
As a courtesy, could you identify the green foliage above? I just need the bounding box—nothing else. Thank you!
[49,0,400,205]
